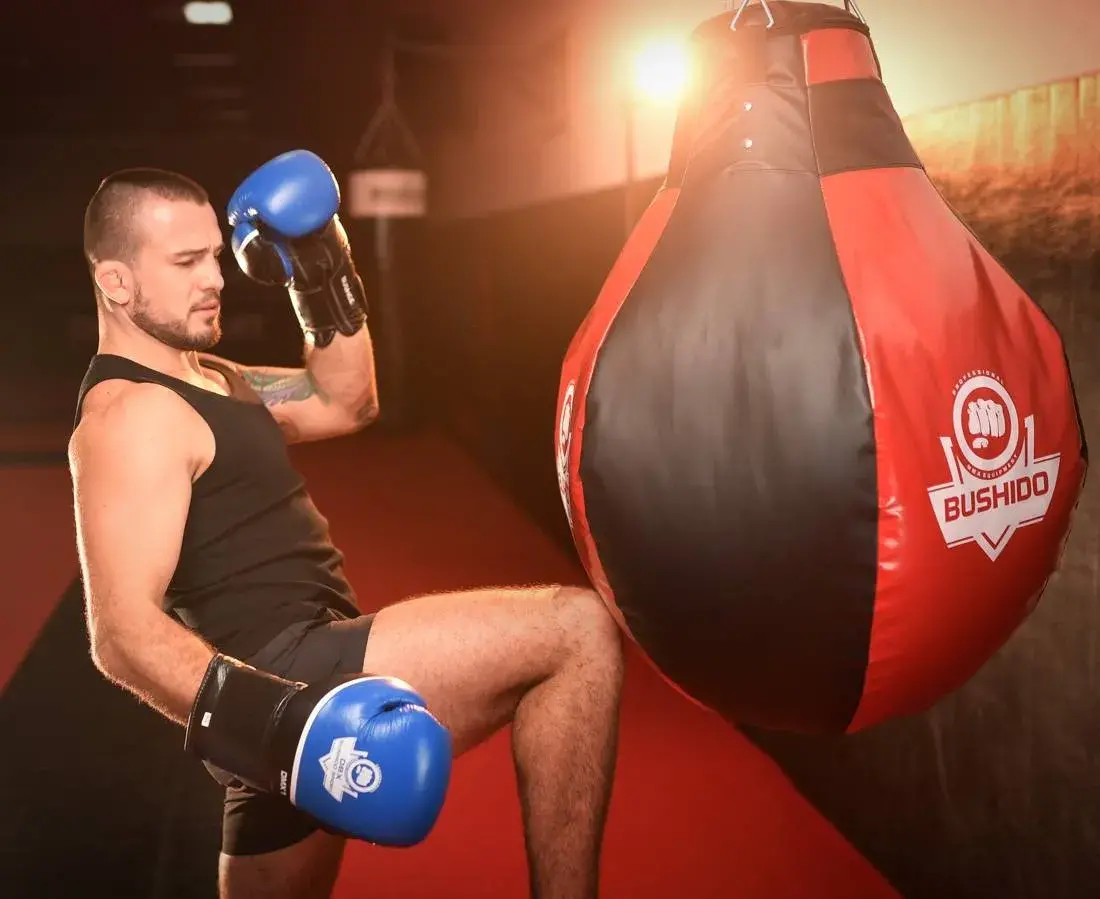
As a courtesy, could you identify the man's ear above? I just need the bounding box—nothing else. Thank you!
[93,260,134,308]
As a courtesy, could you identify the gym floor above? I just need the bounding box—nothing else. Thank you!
[0,423,899,898]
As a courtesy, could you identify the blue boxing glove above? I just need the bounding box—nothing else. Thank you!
[227,149,368,347]
[185,654,451,847]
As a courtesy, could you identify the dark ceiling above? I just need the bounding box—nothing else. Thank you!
[3,0,490,155]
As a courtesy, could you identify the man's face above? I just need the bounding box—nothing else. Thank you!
[128,198,226,352]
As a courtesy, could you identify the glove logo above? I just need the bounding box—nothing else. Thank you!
[339,275,358,309]
[927,370,1061,561]
[319,736,383,803]
[556,381,576,527]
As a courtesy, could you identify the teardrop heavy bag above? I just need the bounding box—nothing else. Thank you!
[555,1,1088,735]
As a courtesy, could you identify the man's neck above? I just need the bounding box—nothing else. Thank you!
[98,332,203,383]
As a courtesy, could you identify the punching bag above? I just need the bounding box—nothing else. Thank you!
[555,1,1088,735]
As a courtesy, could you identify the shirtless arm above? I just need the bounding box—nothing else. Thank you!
[69,384,215,726]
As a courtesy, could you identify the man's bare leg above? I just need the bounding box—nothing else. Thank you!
[219,829,346,899]
[362,584,625,899]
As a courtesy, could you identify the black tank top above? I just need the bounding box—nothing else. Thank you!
[74,353,361,660]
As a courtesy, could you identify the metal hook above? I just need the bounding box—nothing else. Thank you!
[352,34,425,167]
[729,0,775,31]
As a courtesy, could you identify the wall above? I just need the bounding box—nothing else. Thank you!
[904,69,1100,280]
[906,71,1100,175]
[0,134,283,248]
[399,167,656,543]
[429,0,1100,219]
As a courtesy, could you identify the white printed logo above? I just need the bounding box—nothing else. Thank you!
[319,737,383,802]
[556,381,576,526]
[340,275,357,308]
[927,370,1061,561]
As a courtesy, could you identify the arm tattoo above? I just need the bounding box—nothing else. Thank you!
[241,370,332,407]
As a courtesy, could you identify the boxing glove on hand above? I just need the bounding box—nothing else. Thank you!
[184,654,452,847]
[227,150,368,347]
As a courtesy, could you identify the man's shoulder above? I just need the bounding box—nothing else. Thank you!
[80,378,190,423]
[71,381,198,466]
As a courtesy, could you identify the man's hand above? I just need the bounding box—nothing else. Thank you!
[227,150,368,348]
[218,149,380,443]
[187,657,452,847]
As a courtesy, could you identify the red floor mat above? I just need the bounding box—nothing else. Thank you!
[0,428,899,898]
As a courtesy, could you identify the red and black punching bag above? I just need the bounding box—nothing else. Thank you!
[555,1,1088,735]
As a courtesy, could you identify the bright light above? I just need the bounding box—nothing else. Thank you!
[631,39,690,105]
[183,1,233,25]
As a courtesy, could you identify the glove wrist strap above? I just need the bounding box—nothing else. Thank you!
[184,654,302,793]
[289,239,369,348]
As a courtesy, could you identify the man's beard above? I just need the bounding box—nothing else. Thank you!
[130,286,222,352]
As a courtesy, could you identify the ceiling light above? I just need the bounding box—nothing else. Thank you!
[183,2,233,26]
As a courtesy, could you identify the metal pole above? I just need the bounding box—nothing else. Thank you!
[624,91,636,239]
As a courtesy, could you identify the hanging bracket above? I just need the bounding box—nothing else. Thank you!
[348,35,429,220]
[351,37,425,170]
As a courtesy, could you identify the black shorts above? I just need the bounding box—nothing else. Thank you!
[220,611,376,857]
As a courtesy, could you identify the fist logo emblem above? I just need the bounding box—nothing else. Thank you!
[930,369,1063,563]
[951,374,1021,479]
[967,398,1006,450]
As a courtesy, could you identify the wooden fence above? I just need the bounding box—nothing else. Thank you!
[903,70,1100,182]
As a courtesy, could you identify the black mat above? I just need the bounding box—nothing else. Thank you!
[0,578,222,899]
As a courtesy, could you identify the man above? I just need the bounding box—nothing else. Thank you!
[68,149,625,899]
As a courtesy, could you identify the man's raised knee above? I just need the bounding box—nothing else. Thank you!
[552,586,624,664]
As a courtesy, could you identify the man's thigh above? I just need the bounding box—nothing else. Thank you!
[362,584,616,754]
[250,611,378,686]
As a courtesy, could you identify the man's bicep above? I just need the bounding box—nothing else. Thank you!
[71,411,193,642]
[238,365,329,408]
[233,363,355,444]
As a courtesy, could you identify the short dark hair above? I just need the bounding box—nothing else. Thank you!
[83,167,209,269]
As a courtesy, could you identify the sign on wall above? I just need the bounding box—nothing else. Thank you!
[348,168,429,219]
